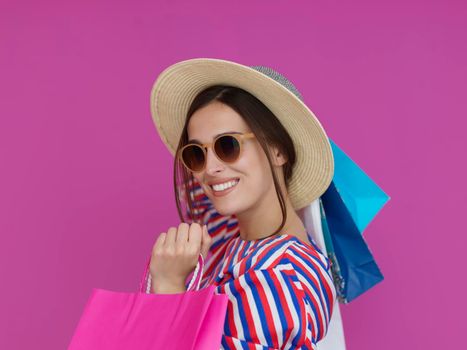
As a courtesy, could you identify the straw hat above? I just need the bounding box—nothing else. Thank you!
[150,57,334,210]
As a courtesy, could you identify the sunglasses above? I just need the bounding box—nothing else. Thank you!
[179,132,256,172]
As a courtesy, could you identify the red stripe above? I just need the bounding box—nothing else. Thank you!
[281,270,318,343]
[238,240,249,261]
[219,283,239,342]
[232,276,259,343]
[285,251,325,336]
[287,246,334,323]
[249,270,279,348]
[289,245,334,307]
[239,237,288,277]
[209,217,229,237]
[269,268,294,345]
[283,269,308,345]
[306,305,317,341]
[223,237,243,275]
[247,343,256,350]
[222,335,236,349]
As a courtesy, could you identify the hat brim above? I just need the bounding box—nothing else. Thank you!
[150,58,334,210]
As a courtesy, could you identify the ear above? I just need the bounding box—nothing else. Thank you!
[270,146,287,167]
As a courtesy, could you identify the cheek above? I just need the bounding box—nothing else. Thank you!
[235,149,273,191]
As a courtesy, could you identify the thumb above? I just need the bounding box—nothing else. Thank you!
[200,224,212,260]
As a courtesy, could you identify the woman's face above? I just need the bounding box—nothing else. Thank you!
[186,101,284,217]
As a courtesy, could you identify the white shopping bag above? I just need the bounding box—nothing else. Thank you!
[297,199,347,350]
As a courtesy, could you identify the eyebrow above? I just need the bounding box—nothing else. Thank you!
[188,131,243,144]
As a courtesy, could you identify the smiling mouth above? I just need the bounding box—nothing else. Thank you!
[209,178,240,193]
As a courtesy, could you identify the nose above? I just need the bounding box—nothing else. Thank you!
[204,146,224,175]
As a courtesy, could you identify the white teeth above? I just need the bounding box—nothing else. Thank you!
[211,179,238,192]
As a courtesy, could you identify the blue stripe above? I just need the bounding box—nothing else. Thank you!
[263,269,289,345]
[243,271,273,345]
[288,258,329,332]
[208,216,228,236]
[253,238,289,269]
[280,269,305,346]
[228,280,252,343]
[290,262,326,339]
[290,239,330,271]
[289,245,332,317]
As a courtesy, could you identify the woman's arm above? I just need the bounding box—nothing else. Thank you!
[284,245,336,343]
[219,246,336,349]
[220,266,312,349]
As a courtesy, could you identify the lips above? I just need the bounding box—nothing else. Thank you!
[209,178,240,197]
[207,177,240,187]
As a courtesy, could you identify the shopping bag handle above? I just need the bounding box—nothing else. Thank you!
[139,253,205,293]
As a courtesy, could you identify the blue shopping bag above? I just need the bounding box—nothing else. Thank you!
[319,139,390,303]
[321,184,384,303]
[328,139,390,235]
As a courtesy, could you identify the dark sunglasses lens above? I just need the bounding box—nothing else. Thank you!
[215,135,240,163]
[182,145,205,171]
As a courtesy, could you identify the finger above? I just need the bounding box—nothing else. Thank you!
[200,225,212,259]
[188,222,202,248]
[153,232,166,254]
[165,227,177,250]
[177,222,189,246]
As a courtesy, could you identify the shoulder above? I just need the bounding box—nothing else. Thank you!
[282,239,336,341]
[246,235,331,272]
[284,237,332,273]
[280,238,335,301]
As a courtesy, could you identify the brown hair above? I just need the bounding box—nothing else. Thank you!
[173,85,296,238]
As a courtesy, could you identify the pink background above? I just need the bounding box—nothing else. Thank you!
[1,0,465,349]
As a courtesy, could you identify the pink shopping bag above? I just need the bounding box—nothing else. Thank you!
[67,254,229,350]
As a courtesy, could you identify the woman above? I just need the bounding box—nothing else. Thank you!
[147,58,336,349]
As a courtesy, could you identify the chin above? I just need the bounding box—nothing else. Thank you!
[206,179,248,215]
[217,208,236,217]
[212,200,237,216]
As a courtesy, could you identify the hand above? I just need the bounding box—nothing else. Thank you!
[149,223,212,292]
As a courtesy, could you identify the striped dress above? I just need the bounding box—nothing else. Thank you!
[186,179,337,350]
